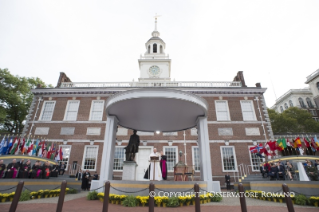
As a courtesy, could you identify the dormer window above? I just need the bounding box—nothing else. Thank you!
[153,43,157,53]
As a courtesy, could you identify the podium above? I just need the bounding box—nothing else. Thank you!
[149,156,159,181]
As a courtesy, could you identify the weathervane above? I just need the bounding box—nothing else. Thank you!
[154,13,161,31]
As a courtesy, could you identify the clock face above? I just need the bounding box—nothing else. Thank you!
[149,65,160,76]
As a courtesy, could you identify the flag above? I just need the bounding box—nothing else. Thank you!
[267,141,277,151]
[1,137,9,155]
[293,137,302,148]
[282,138,287,148]
[303,137,310,148]
[0,135,5,154]
[286,138,292,147]
[311,137,319,151]
[59,147,63,160]
[14,138,21,155]
[315,136,319,149]
[6,137,13,155]
[10,138,18,155]
[26,138,33,155]
[20,138,26,154]
[32,139,39,156]
[250,144,263,153]
[276,139,284,151]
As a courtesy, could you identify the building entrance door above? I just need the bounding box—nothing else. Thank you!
[135,147,152,181]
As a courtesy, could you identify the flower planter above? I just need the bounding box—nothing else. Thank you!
[273,199,277,203]
[99,198,104,202]
[279,199,283,203]
[142,203,146,207]
[200,200,203,204]
[186,202,190,206]
[163,203,166,207]
[292,200,295,204]
[267,198,271,201]
[180,203,183,207]
[157,203,161,207]
[38,195,41,199]
[45,195,48,198]
[10,198,13,202]
[111,200,115,204]
[314,202,318,207]
[192,200,195,205]
[136,203,140,207]
[115,200,119,205]
[49,195,53,198]
[1,198,6,202]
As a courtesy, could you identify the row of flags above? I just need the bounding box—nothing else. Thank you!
[0,136,63,161]
[250,136,319,157]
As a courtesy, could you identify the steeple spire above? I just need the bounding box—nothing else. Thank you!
[152,14,161,37]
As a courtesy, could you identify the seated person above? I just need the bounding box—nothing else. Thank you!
[276,162,285,180]
[267,163,278,180]
[5,159,19,178]
[42,161,51,179]
[286,162,295,181]
[59,162,66,175]
[93,172,98,180]
[50,162,59,177]
[0,160,6,178]
[306,161,318,181]
[260,163,268,178]
[18,160,31,178]
[31,161,43,179]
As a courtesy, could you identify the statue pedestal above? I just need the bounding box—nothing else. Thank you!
[122,161,138,181]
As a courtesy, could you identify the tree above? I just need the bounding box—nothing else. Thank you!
[268,107,319,134]
[0,68,50,134]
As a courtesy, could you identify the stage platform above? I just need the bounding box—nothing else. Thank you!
[234,176,319,197]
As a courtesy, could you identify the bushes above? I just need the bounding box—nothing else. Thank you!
[121,195,137,207]
[87,191,98,200]
[167,196,179,207]
[295,194,307,205]
[19,190,31,202]
[68,188,78,194]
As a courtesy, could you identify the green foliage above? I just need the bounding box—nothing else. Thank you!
[0,68,50,133]
[87,191,98,200]
[167,196,179,207]
[19,190,31,201]
[268,108,319,134]
[121,195,137,207]
[295,194,308,205]
[211,194,223,202]
[68,188,78,194]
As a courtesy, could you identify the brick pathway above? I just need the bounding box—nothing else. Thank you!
[1,197,318,212]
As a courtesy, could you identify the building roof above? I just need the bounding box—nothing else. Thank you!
[305,69,319,84]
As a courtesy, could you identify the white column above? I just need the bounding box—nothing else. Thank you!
[197,117,219,191]
[91,116,118,192]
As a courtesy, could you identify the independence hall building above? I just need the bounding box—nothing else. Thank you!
[22,25,273,188]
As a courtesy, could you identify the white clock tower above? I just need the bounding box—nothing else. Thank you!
[138,16,171,82]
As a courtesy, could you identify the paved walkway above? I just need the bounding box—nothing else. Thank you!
[1,192,318,212]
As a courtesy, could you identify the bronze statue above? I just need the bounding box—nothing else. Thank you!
[124,130,140,161]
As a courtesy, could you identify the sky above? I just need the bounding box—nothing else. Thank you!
[0,0,319,107]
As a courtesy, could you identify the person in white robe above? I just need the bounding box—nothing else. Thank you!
[148,148,162,181]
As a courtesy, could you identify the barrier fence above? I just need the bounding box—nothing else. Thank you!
[6,181,296,212]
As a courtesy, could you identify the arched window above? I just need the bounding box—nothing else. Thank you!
[317,82,319,91]
[280,106,284,113]
[298,98,306,108]
[153,43,157,53]
[148,45,150,54]
[284,103,288,109]
[160,45,163,53]
[289,100,293,107]
[306,97,313,108]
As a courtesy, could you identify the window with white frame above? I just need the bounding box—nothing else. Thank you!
[240,101,256,121]
[82,146,99,171]
[215,101,230,121]
[310,110,317,116]
[163,146,178,172]
[64,100,80,121]
[192,146,200,171]
[220,146,237,172]
[113,147,125,170]
[248,146,263,171]
[89,100,104,121]
[40,101,56,121]
[58,145,71,171]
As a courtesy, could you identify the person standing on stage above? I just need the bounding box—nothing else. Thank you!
[160,151,167,180]
[144,148,162,181]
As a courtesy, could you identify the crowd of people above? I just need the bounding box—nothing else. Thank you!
[0,159,66,179]
[260,159,319,181]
